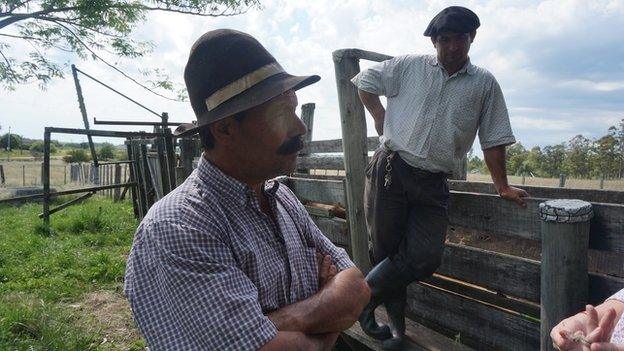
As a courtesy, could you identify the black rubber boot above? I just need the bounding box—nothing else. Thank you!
[358,258,409,340]
[382,288,407,351]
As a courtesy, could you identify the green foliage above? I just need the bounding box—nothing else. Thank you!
[0,0,261,94]
[97,142,116,160]
[28,140,57,156]
[0,197,139,349]
[63,148,91,163]
[469,122,624,179]
[0,132,22,150]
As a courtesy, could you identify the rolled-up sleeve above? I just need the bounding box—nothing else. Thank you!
[351,56,404,97]
[126,220,277,351]
[478,77,516,150]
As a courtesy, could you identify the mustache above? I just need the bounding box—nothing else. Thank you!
[276,135,304,155]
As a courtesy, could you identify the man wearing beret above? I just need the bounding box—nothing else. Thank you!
[352,6,529,350]
[124,29,370,350]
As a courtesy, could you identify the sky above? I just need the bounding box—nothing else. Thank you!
[1,0,623,155]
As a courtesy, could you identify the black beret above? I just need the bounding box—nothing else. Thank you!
[423,6,480,37]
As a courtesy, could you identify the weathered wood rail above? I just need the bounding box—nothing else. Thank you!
[281,48,624,351]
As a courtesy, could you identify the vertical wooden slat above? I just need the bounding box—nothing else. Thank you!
[42,129,51,226]
[126,140,140,218]
[333,50,371,273]
[114,164,121,201]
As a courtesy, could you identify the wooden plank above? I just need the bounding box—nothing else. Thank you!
[296,156,346,170]
[449,180,624,204]
[589,273,624,305]
[436,243,623,307]
[287,177,346,207]
[437,243,540,303]
[406,283,540,351]
[423,274,540,319]
[335,48,393,63]
[301,136,380,154]
[310,215,350,246]
[448,192,624,253]
[342,309,474,351]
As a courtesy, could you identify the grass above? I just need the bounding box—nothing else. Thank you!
[0,197,145,350]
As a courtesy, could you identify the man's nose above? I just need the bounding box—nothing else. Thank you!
[293,114,308,137]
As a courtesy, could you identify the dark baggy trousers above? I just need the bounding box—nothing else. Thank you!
[364,146,450,282]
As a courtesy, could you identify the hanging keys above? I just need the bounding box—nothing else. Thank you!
[384,152,394,189]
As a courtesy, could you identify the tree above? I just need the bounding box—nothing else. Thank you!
[563,135,592,178]
[592,127,620,178]
[505,143,528,176]
[97,142,115,160]
[541,144,566,178]
[524,146,544,177]
[0,0,259,93]
[0,132,22,150]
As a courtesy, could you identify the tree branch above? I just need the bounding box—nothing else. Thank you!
[52,20,183,102]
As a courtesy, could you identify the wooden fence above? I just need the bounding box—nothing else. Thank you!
[275,48,624,350]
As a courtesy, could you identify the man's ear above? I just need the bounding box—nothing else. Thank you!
[469,30,476,43]
[211,117,235,146]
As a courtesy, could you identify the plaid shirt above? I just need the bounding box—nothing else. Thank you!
[124,156,354,350]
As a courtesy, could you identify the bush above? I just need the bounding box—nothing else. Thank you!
[29,141,57,156]
[62,149,91,163]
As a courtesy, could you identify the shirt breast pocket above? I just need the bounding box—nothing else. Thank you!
[450,91,481,132]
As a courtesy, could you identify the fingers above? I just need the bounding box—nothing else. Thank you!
[587,305,599,331]
[551,330,577,351]
[598,308,617,341]
[328,264,337,278]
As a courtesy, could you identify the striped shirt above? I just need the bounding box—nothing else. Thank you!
[124,156,354,350]
[352,54,516,174]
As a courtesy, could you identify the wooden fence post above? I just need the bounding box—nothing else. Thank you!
[297,103,316,174]
[22,165,25,186]
[0,165,4,185]
[333,49,371,274]
[64,164,67,185]
[179,138,197,181]
[114,164,122,201]
[539,199,593,351]
[599,175,605,190]
[42,129,51,226]
[558,173,566,188]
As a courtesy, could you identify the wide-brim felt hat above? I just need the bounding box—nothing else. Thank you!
[423,6,480,37]
[175,29,320,136]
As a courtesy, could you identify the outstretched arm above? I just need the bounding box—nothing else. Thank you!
[268,266,370,334]
[483,145,529,207]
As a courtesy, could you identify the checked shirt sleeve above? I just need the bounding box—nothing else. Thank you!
[304,214,355,272]
[126,220,277,351]
[478,76,516,150]
[607,289,624,344]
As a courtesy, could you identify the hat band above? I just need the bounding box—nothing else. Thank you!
[205,62,284,111]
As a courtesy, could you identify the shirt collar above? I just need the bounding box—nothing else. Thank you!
[428,55,476,75]
[196,155,280,206]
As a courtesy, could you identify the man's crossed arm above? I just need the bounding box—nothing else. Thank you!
[260,255,370,351]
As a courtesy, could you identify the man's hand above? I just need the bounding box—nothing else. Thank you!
[498,185,529,208]
[317,252,337,287]
[550,304,618,351]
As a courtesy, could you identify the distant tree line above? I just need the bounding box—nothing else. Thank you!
[469,120,624,179]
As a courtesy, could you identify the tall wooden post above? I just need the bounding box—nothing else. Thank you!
[539,199,593,351]
[163,126,177,190]
[558,173,566,188]
[71,64,99,169]
[114,164,122,201]
[0,165,4,185]
[298,103,316,174]
[126,140,140,218]
[22,165,25,186]
[333,49,371,273]
[179,138,197,181]
[42,128,51,226]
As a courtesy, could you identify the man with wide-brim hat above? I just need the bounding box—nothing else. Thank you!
[124,29,370,351]
[352,6,529,350]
